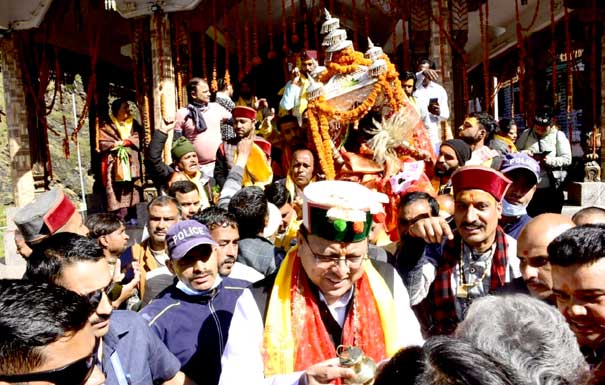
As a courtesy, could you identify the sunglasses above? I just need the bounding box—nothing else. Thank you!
[87,281,123,308]
[0,338,99,385]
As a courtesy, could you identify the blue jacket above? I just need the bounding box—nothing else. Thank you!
[140,277,249,385]
[102,310,180,385]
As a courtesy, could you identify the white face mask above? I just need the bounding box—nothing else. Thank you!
[502,198,527,217]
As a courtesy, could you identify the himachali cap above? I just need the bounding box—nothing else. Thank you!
[301,50,318,61]
[451,166,512,202]
[500,153,541,185]
[166,220,217,260]
[232,106,257,121]
[14,189,77,243]
[302,180,388,243]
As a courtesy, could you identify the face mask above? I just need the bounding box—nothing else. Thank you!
[502,198,527,217]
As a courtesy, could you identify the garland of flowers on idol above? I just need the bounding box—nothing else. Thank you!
[307,73,404,181]
[318,47,372,82]
[306,106,336,179]
[307,74,403,179]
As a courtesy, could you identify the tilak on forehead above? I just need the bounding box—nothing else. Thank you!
[451,166,512,202]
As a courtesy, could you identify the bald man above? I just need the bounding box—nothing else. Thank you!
[572,206,605,225]
[501,214,575,302]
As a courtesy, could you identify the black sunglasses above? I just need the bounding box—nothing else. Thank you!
[0,338,99,385]
[87,281,123,308]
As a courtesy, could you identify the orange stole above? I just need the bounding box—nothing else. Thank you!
[292,258,388,372]
[262,249,390,379]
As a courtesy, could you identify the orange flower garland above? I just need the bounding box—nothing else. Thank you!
[319,113,336,179]
[306,44,406,179]
[307,108,333,179]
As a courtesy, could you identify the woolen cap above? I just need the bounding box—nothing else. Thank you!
[441,139,472,166]
[452,166,512,202]
[14,189,77,243]
[232,106,257,121]
[166,220,217,260]
[171,137,196,161]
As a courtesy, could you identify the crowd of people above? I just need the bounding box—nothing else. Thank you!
[1,50,602,385]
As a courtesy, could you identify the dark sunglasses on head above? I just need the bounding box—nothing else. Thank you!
[0,338,99,385]
[87,281,123,308]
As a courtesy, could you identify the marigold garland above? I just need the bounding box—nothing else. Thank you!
[319,113,336,179]
[307,109,332,179]
[307,42,405,179]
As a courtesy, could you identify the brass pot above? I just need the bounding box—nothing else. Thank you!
[337,345,377,385]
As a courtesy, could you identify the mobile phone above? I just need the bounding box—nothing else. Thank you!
[429,98,439,105]
[534,150,551,157]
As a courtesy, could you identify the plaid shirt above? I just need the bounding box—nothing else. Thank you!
[430,226,509,335]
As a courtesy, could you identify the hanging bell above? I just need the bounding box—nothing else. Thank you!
[337,345,377,385]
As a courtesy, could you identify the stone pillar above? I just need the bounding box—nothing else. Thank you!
[150,13,177,164]
[0,37,35,207]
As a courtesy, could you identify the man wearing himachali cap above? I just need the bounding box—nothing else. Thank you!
[219,180,423,385]
[408,166,521,335]
[213,105,273,189]
[14,188,89,246]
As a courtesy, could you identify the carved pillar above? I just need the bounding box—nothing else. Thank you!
[430,0,454,130]
[0,37,36,206]
[409,0,432,64]
[150,13,177,164]
[450,0,469,128]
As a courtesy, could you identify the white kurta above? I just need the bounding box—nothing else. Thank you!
[218,271,424,385]
[413,81,450,155]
